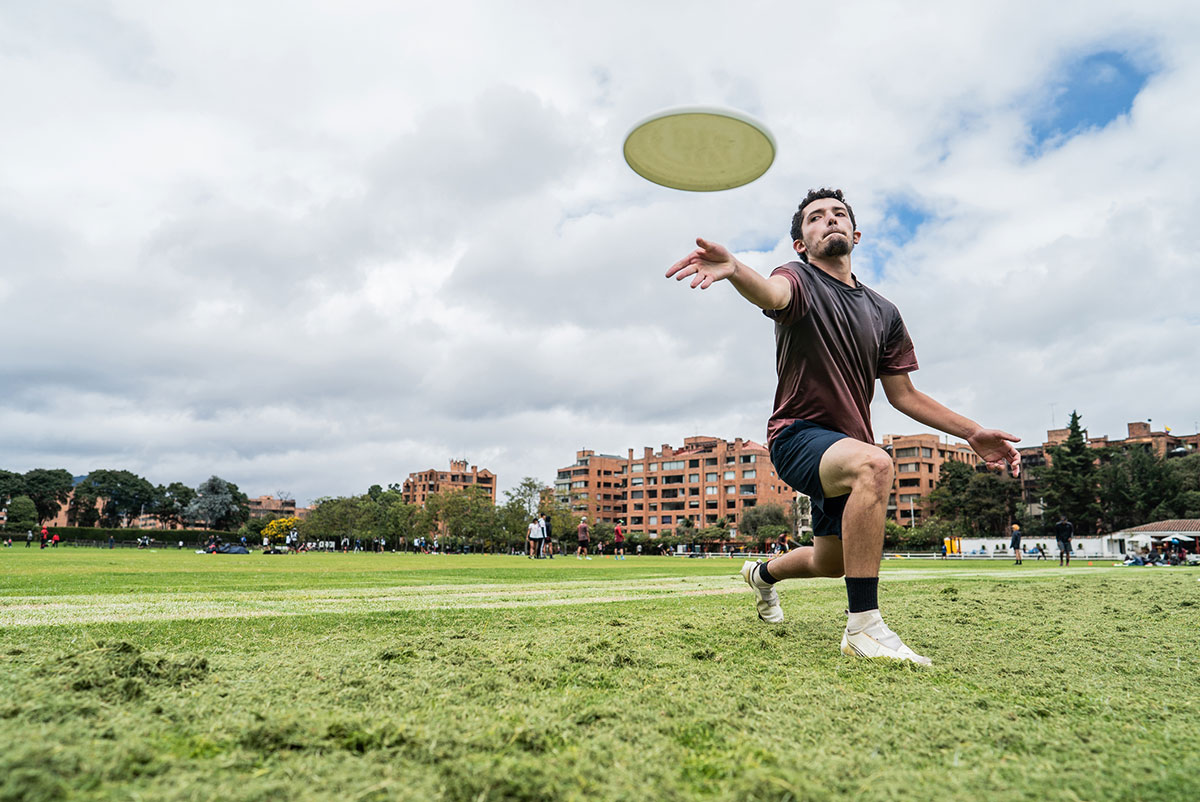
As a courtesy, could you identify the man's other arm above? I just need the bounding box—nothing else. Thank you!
[666,237,791,311]
[879,373,1021,476]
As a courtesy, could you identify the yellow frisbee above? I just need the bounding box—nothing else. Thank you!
[623,106,776,192]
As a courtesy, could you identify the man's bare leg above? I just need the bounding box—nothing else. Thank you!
[751,438,929,664]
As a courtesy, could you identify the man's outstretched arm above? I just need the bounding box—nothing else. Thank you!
[666,237,791,311]
[880,373,1022,476]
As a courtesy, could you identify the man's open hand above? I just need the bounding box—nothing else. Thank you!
[967,429,1022,477]
[666,238,737,289]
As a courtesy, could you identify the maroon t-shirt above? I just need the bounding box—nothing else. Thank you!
[764,261,918,447]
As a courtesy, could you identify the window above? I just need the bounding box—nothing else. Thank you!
[899,494,921,503]
[688,500,700,508]
[571,480,587,488]
[663,474,684,484]
[631,464,643,472]
[630,490,643,499]
[740,455,757,463]
[688,474,699,483]
[739,484,756,496]
[724,486,734,495]
[649,516,658,525]
[705,487,718,495]
[688,488,699,496]
[662,516,672,524]
[742,469,756,479]
[630,477,643,486]
[705,458,718,466]
[898,463,919,473]
[723,471,735,480]
[899,478,920,487]
[706,472,718,482]
[688,459,700,468]
[649,463,658,471]
[895,447,919,457]
[922,448,933,458]
[663,460,685,470]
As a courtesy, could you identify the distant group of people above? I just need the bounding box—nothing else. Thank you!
[1009,517,1076,566]
[23,528,60,549]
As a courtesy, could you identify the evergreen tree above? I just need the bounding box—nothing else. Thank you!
[1041,410,1101,535]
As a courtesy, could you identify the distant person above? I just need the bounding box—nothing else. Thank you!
[1055,516,1074,566]
[614,520,626,560]
[540,514,554,559]
[576,517,591,560]
[26,530,33,548]
[527,517,542,559]
[108,534,115,549]
[1010,524,1023,565]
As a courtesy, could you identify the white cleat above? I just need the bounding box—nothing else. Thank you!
[840,610,931,666]
[740,560,783,624]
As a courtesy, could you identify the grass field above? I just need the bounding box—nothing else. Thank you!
[1,550,1197,801]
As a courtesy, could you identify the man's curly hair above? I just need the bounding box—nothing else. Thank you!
[790,188,857,261]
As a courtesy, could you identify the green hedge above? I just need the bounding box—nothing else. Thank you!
[6,525,224,546]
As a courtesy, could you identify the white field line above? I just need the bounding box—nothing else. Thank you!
[0,566,1132,627]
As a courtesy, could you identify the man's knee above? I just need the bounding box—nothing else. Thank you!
[852,451,893,495]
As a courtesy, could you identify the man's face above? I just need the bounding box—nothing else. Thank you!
[795,198,860,260]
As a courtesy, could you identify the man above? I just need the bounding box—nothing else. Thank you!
[577,516,591,560]
[540,513,554,559]
[1054,515,1074,566]
[614,520,626,560]
[666,188,1020,666]
[1010,524,1023,565]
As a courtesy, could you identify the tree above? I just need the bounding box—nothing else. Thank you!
[1096,445,1179,532]
[151,482,198,528]
[1163,452,1200,519]
[504,477,545,519]
[262,517,301,544]
[186,476,249,531]
[928,460,973,528]
[22,468,75,524]
[738,503,790,538]
[72,469,156,527]
[438,486,499,540]
[4,495,37,532]
[0,470,26,506]
[1041,411,1101,535]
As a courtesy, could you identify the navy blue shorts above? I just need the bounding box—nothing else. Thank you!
[769,419,850,538]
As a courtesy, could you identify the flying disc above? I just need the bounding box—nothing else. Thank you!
[623,106,776,192]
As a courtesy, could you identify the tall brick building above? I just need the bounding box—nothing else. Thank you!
[879,433,979,525]
[555,436,797,538]
[402,460,497,506]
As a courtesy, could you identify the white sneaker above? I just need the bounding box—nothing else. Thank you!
[740,560,783,624]
[840,610,931,666]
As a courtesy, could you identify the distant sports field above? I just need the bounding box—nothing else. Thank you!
[1,551,1196,801]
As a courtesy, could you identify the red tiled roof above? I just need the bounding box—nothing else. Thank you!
[1120,520,1200,533]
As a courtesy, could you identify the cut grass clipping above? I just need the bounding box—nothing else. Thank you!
[1,551,1196,801]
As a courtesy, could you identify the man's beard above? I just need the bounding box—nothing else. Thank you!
[815,233,852,258]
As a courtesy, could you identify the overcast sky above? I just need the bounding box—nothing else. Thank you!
[3,1,1198,506]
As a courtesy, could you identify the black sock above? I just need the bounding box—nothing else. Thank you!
[845,577,879,613]
[757,561,778,584]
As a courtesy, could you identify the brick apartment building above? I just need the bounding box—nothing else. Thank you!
[402,459,497,506]
[1018,421,1200,514]
[880,433,980,525]
[247,495,313,521]
[555,436,797,538]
